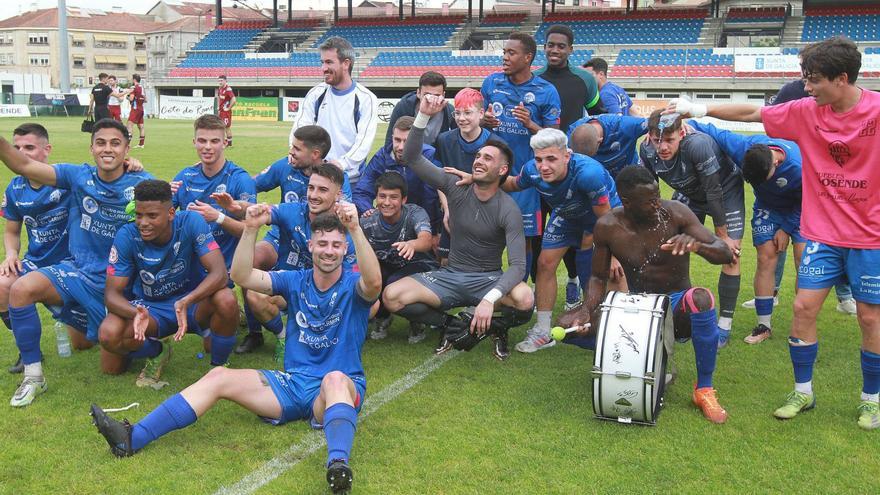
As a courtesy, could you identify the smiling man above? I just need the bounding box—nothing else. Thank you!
[290,37,378,184]
[0,119,152,407]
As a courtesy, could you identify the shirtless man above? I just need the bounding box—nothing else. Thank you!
[559,166,734,423]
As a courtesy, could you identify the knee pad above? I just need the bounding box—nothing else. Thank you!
[682,287,715,313]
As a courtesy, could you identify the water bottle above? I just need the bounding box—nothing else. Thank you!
[55,321,71,358]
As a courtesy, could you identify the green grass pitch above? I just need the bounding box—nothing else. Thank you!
[0,117,876,494]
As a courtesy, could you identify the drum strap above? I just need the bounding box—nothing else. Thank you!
[682,287,715,313]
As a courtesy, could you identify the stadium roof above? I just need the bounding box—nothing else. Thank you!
[147,15,215,34]
[0,8,161,32]
[156,1,269,20]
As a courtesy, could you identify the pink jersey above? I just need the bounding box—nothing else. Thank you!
[762,89,880,249]
[218,86,235,112]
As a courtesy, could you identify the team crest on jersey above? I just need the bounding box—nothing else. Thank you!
[109,246,118,264]
[22,215,37,227]
[86,180,94,186]
[284,191,300,203]
[83,196,99,214]
[49,189,62,203]
[139,270,156,285]
[828,141,851,167]
[295,311,309,328]
[173,241,181,255]
[523,92,535,105]
[214,184,227,195]
[491,102,504,116]
[124,186,135,202]
[775,177,788,188]
[196,233,207,244]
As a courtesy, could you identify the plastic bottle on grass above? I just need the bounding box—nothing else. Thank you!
[55,321,71,358]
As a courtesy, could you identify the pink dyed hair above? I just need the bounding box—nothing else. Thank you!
[454,88,483,110]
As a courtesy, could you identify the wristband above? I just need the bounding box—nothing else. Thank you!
[482,288,503,305]
[216,212,226,225]
[414,112,430,129]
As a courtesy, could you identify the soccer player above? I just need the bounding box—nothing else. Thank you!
[361,172,438,343]
[559,166,733,424]
[667,37,880,429]
[583,57,638,116]
[535,24,602,133]
[445,128,622,353]
[383,95,535,361]
[291,36,378,184]
[0,124,84,374]
[481,32,562,281]
[434,88,504,262]
[640,110,744,347]
[568,113,649,178]
[216,75,236,147]
[127,74,146,149]
[383,71,455,146]
[170,114,256,272]
[236,125,352,353]
[90,202,381,495]
[89,73,113,121]
[687,120,803,345]
[98,180,239,386]
[0,118,152,407]
[353,116,441,234]
[107,75,123,122]
[243,163,357,359]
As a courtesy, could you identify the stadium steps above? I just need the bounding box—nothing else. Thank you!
[698,17,724,45]
[781,17,805,45]
[445,21,473,50]
[245,29,277,51]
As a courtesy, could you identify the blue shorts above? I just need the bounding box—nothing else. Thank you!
[20,258,88,332]
[259,369,365,425]
[130,297,203,338]
[510,189,541,237]
[798,241,880,304]
[542,212,594,250]
[751,207,804,246]
[37,262,106,342]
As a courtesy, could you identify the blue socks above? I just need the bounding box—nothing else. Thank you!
[575,248,593,292]
[861,349,880,396]
[10,304,42,365]
[563,334,596,350]
[210,333,236,366]
[789,339,818,385]
[128,338,162,359]
[264,314,283,335]
[323,402,358,466]
[690,309,719,389]
[131,393,198,451]
[244,303,261,334]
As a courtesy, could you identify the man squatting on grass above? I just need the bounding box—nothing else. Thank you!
[91,200,382,495]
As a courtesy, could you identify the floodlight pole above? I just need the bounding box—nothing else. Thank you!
[58,0,70,91]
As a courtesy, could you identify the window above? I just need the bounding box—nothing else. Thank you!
[747,94,766,100]
[74,77,85,87]
[29,55,49,66]
[135,39,146,50]
[73,57,85,68]
[136,63,146,71]
[28,33,48,45]
[0,54,10,65]
[646,93,680,99]
[0,34,12,45]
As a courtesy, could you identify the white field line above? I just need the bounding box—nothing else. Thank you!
[214,350,459,495]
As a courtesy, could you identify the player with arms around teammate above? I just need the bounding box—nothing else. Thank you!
[640,111,744,347]
[568,113,648,178]
[98,180,240,387]
[383,95,535,361]
[667,36,880,429]
[216,75,236,147]
[0,119,152,407]
[559,166,733,423]
[90,202,381,495]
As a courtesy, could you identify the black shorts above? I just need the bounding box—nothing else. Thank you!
[672,186,745,241]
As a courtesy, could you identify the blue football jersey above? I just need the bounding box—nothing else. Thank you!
[269,202,357,270]
[255,156,353,203]
[54,163,153,288]
[517,153,621,221]
[108,211,219,301]
[270,269,372,379]
[688,121,802,212]
[172,160,256,267]
[599,82,634,116]
[2,177,71,267]
[568,114,648,177]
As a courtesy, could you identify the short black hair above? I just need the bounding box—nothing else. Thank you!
[375,171,408,197]
[132,74,141,83]
[508,32,537,63]
[583,57,609,75]
[13,123,49,141]
[800,36,861,85]
[615,165,657,198]
[545,24,574,46]
[92,118,130,143]
[310,212,346,235]
[484,138,514,185]
[134,179,173,203]
[646,109,683,137]
[293,125,332,158]
[742,144,774,187]
[218,75,227,80]
[419,71,447,90]
[311,161,345,188]
[98,72,108,80]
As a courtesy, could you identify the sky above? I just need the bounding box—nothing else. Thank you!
[0,0,288,22]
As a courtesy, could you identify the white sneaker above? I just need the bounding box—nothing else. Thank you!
[837,298,857,315]
[10,375,47,407]
[741,296,779,309]
[514,326,556,353]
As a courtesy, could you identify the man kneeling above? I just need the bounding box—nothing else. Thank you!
[99,180,239,386]
[90,202,381,495]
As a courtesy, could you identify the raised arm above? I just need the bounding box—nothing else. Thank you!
[0,137,56,185]
[230,204,274,294]
[405,95,452,189]
[668,98,762,123]
[337,202,381,301]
